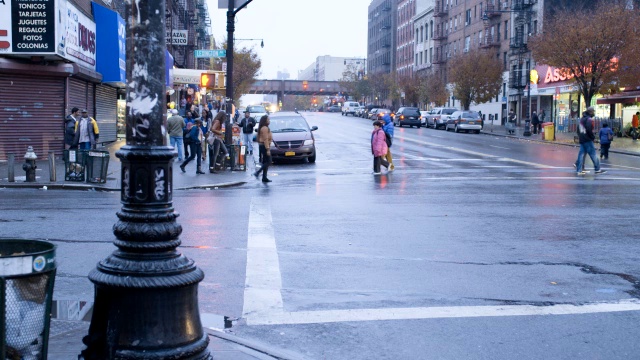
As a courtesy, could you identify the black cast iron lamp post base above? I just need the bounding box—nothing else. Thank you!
[79,0,211,357]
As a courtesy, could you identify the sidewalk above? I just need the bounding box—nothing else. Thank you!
[481,123,640,157]
[0,140,252,190]
[48,319,307,360]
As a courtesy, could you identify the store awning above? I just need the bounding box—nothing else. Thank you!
[597,90,640,105]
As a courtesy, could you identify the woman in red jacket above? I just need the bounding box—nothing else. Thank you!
[371,120,389,175]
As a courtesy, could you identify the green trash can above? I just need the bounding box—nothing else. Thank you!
[63,150,87,182]
[1,240,56,360]
[85,150,110,183]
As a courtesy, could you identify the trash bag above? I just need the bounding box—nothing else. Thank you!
[5,280,46,358]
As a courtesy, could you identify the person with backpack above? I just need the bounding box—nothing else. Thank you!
[179,119,205,174]
[575,107,606,175]
[599,122,615,160]
[371,120,389,175]
[382,112,395,171]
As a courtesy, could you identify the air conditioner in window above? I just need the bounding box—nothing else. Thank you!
[463,48,469,53]
[502,2,508,9]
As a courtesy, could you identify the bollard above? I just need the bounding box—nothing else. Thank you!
[48,152,56,182]
[8,153,15,182]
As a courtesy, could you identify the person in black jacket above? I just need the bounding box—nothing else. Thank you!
[180,119,205,174]
[575,107,606,175]
[239,110,256,155]
[531,110,540,134]
[65,107,80,149]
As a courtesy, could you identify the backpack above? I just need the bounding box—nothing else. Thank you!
[385,131,392,147]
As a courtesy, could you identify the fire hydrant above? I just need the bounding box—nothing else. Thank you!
[22,146,37,182]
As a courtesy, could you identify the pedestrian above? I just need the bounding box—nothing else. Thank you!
[180,119,205,174]
[539,109,546,123]
[208,110,229,173]
[253,115,273,183]
[65,107,80,150]
[531,110,540,134]
[599,122,614,160]
[632,112,639,140]
[371,120,389,175]
[183,111,195,159]
[382,112,395,171]
[167,109,185,161]
[239,110,256,155]
[575,106,606,175]
[180,96,186,110]
[73,109,99,150]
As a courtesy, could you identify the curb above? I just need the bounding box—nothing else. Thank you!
[0,181,247,191]
[175,181,247,190]
[480,130,640,157]
[204,328,310,360]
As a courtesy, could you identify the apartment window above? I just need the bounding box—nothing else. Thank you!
[425,24,429,40]
[430,47,433,63]
[497,23,501,41]
[490,26,495,42]
[505,20,508,40]
[466,9,471,25]
[416,53,419,66]
[430,20,433,38]
[465,36,470,51]
[420,52,423,64]
[503,52,507,68]
[416,28,419,42]
[533,20,538,34]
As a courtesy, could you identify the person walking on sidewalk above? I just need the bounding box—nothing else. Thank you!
[253,115,273,183]
[531,111,540,135]
[599,122,614,160]
[382,112,395,171]
[371,120,389,175]
[208,111,229,173]
[239,110,256,155]
[65,107,80,149]
[167,109,185,161]
[73,109,99,150]
[183,111,195,159]
[575,107,606,175]
[180,119,205,174]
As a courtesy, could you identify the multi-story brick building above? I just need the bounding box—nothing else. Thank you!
[396,0,416,77]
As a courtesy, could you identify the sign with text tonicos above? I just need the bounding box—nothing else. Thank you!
[0,0,96,69]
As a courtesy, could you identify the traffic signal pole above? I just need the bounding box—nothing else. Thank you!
[225,0,254,122]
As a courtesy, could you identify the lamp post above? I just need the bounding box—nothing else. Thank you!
[80,0,210,357]
[225,0,255,119]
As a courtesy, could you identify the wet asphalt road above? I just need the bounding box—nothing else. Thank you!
[3,111,640,359]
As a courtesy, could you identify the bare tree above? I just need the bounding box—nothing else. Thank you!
[529,2,639,105]
[448,49,503,110]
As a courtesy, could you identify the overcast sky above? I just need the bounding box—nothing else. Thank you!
[207,0,369,80]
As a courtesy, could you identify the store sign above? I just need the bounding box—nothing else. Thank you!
[166,30,188,45]
[57,1,96,69]
[172,68,204,84]
[0,0,57,53]
[0,0,96,70]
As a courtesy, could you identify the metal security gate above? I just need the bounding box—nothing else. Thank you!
[95,85,118,143]
[0,75,65,160]
[68,77,90,114]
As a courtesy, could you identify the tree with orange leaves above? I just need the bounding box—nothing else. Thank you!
[448,49,503,110]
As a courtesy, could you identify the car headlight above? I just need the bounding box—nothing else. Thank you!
[303,139,314,146]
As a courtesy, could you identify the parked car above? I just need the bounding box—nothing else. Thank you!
[393,107,422,128]
[445,110,482,133]
[327,105,341,113]
[361,104,380,118]
[367,108,380,120]
[375,108,392,121]
[419,111,430,126]
[425,107,457,129]
[266,112,318,162]
[342,101,361,116]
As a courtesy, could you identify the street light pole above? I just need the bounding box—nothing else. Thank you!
[80,0,210,357]
[225,0,254,116]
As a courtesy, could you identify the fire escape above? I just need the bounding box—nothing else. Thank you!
[432,0,449,73]
[508,0,534,92]
[480,0,502,50]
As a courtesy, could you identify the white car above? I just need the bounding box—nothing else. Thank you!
[341,101,361,117]
[245,105,269,123]
[420,111,429,126]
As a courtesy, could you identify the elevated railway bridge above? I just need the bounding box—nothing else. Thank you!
[247,80,349,105]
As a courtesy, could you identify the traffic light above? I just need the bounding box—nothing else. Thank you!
[200,73,213,88]
[217,73,225,89]
[302,80,308,90]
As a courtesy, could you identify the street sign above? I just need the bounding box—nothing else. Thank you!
[194,49,226,58]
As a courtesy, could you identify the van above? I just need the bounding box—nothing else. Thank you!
[341,102,361,117]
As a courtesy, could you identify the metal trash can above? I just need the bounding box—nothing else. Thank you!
[1,239,56,360]
[85,150,110,183]
[63,150,87,182]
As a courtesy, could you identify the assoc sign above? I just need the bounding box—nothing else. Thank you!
[166,30,188,45]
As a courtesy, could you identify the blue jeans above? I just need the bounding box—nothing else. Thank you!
[169,136,184,160]
[242,133,253,153]
[576,141,600,173]
[79,142,91,150]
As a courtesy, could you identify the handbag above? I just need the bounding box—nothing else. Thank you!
[206,131,215,146]
[607,131,613,141]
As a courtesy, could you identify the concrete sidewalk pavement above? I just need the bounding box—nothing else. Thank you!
[0,140,254,191]
[48,319,307,360]
[480,122,640,157]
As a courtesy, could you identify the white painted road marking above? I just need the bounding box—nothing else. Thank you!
[243,199,640,326]
[490,145,510,150]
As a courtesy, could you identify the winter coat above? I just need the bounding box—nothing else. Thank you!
[167,115,185,137]
[186,125,202,145]
[371,128,388,157]
[577,113,595,144]
[64,115,76,146]
[531,113,540,125]
[239,116,256,134]
[382,114,394,139]
[73,117,99,147]
[599,127,614,145]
